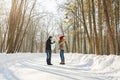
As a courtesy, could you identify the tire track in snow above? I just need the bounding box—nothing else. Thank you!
[18,60,107,80]
[0,54,35,80]
[0,65,19,80]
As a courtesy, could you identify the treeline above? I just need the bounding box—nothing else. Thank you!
[0,0,38,53]
[0,0,120,54]
[0,0,60,53]
[61,0,120,55]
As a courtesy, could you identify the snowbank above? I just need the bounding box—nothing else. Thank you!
[0,53,120,80]
[68,53,120,76]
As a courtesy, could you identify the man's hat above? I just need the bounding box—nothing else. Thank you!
[49,36,52,38]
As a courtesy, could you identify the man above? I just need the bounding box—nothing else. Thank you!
[59,36,65,65]
[45,36,55,65]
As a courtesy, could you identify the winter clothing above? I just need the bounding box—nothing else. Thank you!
[49,36,52,38]
[59,36,64,40]
[46,37,52,50]
[59,39,65,50]
[45,36,55,65]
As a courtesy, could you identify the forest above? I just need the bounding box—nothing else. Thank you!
[0,0,120,55]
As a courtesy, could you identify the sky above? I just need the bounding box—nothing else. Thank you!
[37,0,65,14]
[40,0,58,14]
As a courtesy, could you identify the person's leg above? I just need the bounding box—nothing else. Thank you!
[60,50,65,63]
[60,50,62,63]
[61,50,65,63]
[46,50,49,64]
[49,50,52,64]
[46,50,52,65]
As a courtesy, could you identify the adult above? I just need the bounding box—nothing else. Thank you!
[45,36,55,65]
[59,36,65,65]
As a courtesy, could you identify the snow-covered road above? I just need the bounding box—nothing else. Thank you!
[0,53,120,80]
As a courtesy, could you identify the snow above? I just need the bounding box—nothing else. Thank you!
[0,53,120,80]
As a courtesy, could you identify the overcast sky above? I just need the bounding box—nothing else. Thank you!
[40,0,57,14]
[36,0,65,15]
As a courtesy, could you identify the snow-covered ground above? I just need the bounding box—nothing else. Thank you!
[0,53,120,80]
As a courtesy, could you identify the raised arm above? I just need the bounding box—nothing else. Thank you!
[59,39,65,45]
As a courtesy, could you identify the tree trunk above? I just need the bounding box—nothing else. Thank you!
[103,0,116,54]
[98,0,103,55]
[91,0,100,55]
[88,0,93,54]
[81,0,92,54]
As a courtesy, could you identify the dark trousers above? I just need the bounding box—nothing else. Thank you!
[46,50,52,64]
[60,50,65,63]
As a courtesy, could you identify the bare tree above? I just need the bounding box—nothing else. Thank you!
[6,0,37,53]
